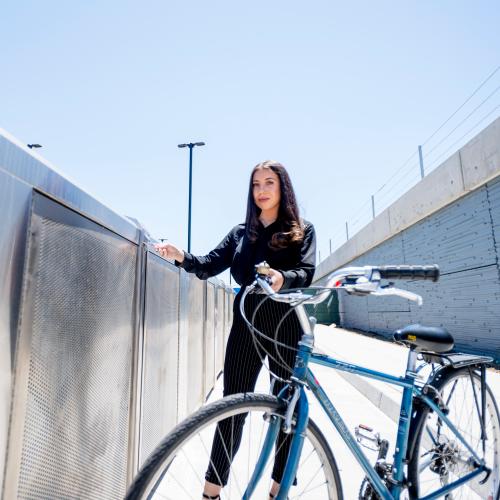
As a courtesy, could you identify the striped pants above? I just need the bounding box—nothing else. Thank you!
[205,291,302,486]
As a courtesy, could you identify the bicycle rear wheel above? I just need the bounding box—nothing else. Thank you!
[126,393,343,499]
[408,366,500,499]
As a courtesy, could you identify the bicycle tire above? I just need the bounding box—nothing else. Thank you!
[407,366,500,499]
[125,392,343,499]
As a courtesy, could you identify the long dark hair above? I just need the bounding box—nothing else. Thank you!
[245,160,305,249]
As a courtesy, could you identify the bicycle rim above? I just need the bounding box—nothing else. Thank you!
[126,393,342,499]
[409,368,500,499]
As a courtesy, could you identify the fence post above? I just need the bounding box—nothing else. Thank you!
[418,145,425,179]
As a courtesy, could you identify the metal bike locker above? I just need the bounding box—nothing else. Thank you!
[205,281,216,396]
[3,191,138,499]
[139,253,180,465]
[0,130,235,498]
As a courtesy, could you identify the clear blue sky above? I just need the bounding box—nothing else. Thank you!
[2,1,500,281]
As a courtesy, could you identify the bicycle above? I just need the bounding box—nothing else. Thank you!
[125,264,500,500]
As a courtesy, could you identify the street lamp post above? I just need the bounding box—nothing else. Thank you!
[178,141,205,253]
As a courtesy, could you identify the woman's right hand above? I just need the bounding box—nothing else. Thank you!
[154,242,185,263]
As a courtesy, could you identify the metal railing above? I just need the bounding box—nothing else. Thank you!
[320,65,500,262]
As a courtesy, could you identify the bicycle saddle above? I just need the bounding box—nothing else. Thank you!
[393,324,454,353]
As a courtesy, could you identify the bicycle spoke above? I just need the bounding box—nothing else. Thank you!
[410,369,499,500]
[445,379,459,407]
[127,394,342,500]
[247,411,252,485]
[298,448,316,470]
[197,431,228,498]
[229,417,234,499]
[180,448,204,489]
[214,420,243,497]
[425,423,439,446]
[260,431,289,482]
[293,463,325,498]
[290,478,329,499]
[169,473,198,500]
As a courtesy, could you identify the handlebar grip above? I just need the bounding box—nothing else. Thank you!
[376,265,440,282]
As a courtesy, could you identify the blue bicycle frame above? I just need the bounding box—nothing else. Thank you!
[271,337,488,500]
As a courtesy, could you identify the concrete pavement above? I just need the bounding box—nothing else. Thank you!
[314,324,500,423]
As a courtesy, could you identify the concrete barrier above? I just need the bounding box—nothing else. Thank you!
[314,117,500,366]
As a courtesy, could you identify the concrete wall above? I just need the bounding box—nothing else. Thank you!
[314,117,500,365]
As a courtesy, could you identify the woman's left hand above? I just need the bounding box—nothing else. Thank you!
[268,268,284,292]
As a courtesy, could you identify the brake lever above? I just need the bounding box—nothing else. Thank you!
[371,286,423,305]
[343,279,380,296]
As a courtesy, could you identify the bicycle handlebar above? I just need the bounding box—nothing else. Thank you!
[376,265,440,282]
[323,264,440,288]
[252,263,440,307]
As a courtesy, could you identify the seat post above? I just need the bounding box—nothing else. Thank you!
[406,348,418,377]
[391,347,419,492]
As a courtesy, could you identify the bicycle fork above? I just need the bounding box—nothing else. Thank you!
[241,339,312,500]
[240,387,309,500]
[276,387,309,500]
[275,330,315,500]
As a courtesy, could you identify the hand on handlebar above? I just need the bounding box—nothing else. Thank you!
[254,262,284,292]
[268,268,284,292]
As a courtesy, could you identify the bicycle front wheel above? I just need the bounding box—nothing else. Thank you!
[126,392,343,499]
[408,366,500,499]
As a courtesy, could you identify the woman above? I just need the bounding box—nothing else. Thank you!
[155,160,316,499]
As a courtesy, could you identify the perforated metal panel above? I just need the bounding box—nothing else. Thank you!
[7,193,137,499]
[177,272,190,422]
[205,283,215,395]
[140,255,179,465]
[185,277,205,414]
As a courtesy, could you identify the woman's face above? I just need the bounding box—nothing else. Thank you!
[252,167,281,214]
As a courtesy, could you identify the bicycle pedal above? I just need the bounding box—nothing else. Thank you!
[355,424,382,452]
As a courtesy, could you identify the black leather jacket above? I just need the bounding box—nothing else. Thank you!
[176,219,316,290]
